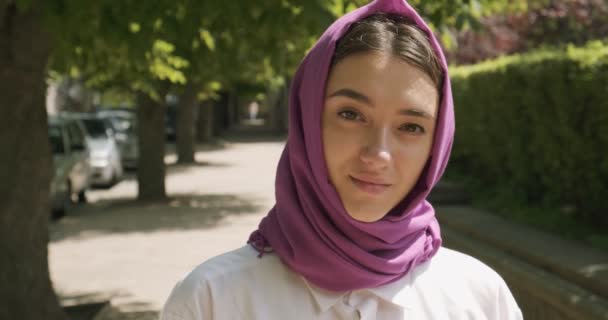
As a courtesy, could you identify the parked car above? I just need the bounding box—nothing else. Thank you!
[96,109,139,169]
[48,116,92,217]
[62,113,124,187]
[165,103,177,141]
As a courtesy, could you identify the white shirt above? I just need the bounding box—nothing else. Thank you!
[161,245,522,320]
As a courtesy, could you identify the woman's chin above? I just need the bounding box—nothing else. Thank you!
[344,205,388,222]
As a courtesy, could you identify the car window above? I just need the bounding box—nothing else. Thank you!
[82,119,109,139]
[49,125,65,154]
[66,122,85,150]
[103,119,116,136]
[109,117,133,133]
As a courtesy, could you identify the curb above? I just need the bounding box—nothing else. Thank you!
[436,205,608,300]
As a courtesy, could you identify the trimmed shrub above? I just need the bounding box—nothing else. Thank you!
[449,40,608,226]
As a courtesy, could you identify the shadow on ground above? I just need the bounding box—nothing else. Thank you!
[90,159,234,191]
[49,193,265,243]
[220,132,287,143]
[59,290,158,320]
[165,139,232,154]
[165,160,233,175]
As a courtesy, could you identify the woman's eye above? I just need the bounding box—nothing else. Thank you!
[399,123,426,134]
[337,110,362,121]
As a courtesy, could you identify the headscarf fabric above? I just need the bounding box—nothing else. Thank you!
[248,0,455,292]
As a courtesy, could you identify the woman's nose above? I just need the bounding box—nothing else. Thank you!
[359,127,391,169]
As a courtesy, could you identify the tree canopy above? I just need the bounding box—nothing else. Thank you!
[35,0,531,100]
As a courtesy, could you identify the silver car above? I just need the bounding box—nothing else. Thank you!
[97,109,138,169]
[49,116,92,217]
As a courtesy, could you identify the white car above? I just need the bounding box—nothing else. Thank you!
[63,113,124,187]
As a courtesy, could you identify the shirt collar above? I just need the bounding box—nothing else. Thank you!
[366,272,413,308]
[302,277,347,313]
[301,273,413,313]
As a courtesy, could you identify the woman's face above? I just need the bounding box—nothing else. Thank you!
[322,52,439,222]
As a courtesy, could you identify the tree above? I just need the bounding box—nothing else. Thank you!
[175,83,198,163]
[1,1,187,317]
[52,4,191,200]
[0,2,68,320]
[167,0,335,163]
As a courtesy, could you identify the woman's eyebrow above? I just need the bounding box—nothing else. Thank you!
[327,88,372,105]
[328,88,435,119]
[399,108,435,120]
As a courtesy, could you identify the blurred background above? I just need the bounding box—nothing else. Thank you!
[1,0,607,319]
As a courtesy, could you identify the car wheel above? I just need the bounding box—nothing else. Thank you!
[52,182,71,220]
[77,189,87,203]
[110,170,118,187]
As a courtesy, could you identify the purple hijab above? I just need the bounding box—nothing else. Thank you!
[248,0,455,292]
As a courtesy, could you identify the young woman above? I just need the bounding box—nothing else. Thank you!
[161,0,523,319]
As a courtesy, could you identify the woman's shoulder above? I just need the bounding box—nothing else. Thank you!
[405,247,522,319]
[172,244,288,288]
[430,247,501,278]
[417,246,507,292]
[161,245,290,319]
[188,245,279,281]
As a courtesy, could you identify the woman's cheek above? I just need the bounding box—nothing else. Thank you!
[325,127,353,161]
[336,126,361,151]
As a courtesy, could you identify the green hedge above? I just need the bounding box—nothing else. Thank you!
[448,41,608,226]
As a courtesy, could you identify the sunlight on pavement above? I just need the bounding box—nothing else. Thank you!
[49,141,284,317]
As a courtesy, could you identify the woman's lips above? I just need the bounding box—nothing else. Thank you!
[349,175,391,195]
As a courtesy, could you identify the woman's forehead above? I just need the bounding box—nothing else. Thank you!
[325,52,439,117]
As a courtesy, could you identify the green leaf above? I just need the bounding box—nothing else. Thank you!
[199,29,216,51]
[129,22,141,33]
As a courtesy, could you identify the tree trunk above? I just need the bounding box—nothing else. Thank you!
[196,100,214,143]
[266,80,290,135]
[214,92,230,135]
[265,84,289,134]
[0,3,67,320]
[279,80,291,134]
[265,89,277,132]
[176,83,197,164]
[227,89,238,129]
[136,92,167,201]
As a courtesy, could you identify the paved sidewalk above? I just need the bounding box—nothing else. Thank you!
[49,140,285,319]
